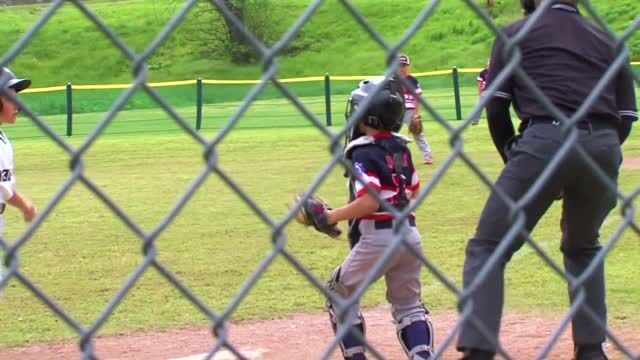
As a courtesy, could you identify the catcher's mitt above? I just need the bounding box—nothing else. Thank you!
[290,193,342,238]
[409,114,423,135]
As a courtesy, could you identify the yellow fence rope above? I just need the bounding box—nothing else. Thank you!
[21,64,640,93]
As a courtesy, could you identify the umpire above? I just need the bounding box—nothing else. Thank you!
[457,1,637,359]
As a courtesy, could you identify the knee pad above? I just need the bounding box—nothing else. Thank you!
[326,267,366,359]
[327,266,350,297]
[396,313,434,359]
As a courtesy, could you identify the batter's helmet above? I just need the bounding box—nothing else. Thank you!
[1,67,31,93]
[344,77,405,140]
[0,67,31,111]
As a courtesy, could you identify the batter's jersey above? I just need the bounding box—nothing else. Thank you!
[350,132,419,221]
[0,130,15,204]
[401,75,423,110]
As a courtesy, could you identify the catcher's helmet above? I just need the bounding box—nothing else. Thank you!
[344,77,405,136]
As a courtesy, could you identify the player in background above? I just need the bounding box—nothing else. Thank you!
[398,55,434,165]
[0,68,37,293]
[472,60,490,126]
[477,61,489,96]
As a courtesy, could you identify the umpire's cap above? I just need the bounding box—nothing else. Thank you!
[2,67,31,93]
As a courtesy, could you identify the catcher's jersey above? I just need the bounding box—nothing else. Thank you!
[350,132,419,221]
[401,75,423,110]
[0,130,15,204]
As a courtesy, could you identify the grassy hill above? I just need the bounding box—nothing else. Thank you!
[0,0,638,86]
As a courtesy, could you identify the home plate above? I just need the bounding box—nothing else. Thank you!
[169,348,267,360]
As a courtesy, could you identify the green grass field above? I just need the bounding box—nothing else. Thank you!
[2,0,638,120]
[0,94,638,347]
[13,83,481,138]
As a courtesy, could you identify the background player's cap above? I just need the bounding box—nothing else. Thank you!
[399,54,410,65]
[1,67,31,93]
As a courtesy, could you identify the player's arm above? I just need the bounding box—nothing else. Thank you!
[406,162,420,199]
[485,32,515,163]
[487,98,514,163]
[5,189,36,222]
[327,150,382,223]
[614,56,637,145]
[413,77,422,115]
[326,193,378,224]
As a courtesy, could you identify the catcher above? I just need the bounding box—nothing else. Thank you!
[398,54,433,165]
[292,77,434,359]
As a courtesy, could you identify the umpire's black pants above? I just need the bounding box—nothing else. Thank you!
[457,120,622,354]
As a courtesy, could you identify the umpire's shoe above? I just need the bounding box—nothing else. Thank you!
[573,344,608,360]
[348,354,366,360]
[460,349,494,360]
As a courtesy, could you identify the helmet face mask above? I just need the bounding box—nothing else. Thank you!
[344,98,364,145]
[344,77,405,144]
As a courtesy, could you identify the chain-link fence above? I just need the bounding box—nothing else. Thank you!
[0,0,638,359]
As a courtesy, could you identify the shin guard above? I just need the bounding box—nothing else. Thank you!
[397,313,434,359]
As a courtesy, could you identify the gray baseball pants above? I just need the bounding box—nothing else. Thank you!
[333,218,426,325]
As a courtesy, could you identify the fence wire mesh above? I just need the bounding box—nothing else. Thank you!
[0,0,638,359]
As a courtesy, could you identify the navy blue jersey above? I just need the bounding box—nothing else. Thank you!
[350,132,419,220]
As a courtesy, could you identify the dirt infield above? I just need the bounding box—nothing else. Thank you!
[623,156,640,170]
[1,305,638,360]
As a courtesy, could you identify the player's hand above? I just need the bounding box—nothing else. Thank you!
[289,193,342,238]
[22,202,36,222]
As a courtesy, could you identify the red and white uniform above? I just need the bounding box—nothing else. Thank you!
[401,75,423,109]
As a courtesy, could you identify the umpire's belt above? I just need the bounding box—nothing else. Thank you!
[526,117,614,131]
[0,203,5,214]
[374,218,416,230]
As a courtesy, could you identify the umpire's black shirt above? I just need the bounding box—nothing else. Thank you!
[485,2,637,162]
